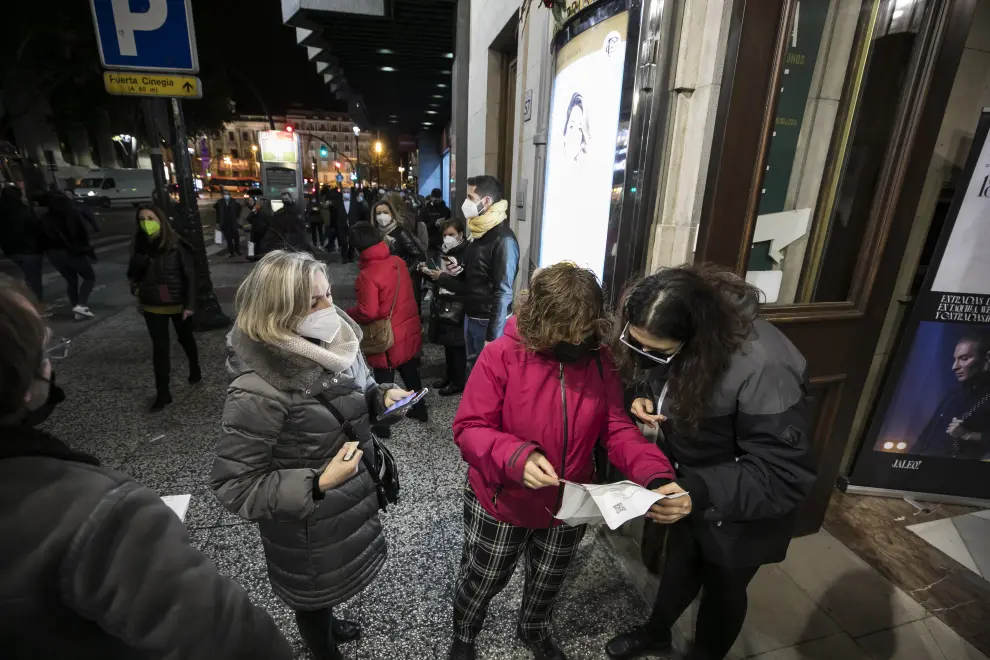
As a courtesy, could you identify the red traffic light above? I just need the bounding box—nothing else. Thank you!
[334,161,341,169]
[285,125,294,133]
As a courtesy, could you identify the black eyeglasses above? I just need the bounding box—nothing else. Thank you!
[619,322,682,365]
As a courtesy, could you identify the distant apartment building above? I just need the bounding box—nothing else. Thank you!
[194,111,373,186]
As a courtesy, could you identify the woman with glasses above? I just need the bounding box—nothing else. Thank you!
[605,264,816,660]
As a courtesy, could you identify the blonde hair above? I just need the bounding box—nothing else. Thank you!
[235,250,329,344]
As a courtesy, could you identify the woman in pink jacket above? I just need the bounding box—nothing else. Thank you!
[447,263,675,660]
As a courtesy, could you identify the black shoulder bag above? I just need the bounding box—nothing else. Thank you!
[315,394,400,512]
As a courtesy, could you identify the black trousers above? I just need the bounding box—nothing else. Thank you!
[444,345,467,388]
[225,232,241,256]
[310,222,325,247]
[373,360,424,401]
[48,251,95,307]
[143,312,199,395]
[294,607,341,660]
[646,520,759,660]
[336,221,353,262]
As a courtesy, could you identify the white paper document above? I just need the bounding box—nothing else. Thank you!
[161,494,191,522]
[555,480,683,530]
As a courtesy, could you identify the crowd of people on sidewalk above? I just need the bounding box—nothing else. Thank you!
[0,186,100,320]
[0,171,817,660]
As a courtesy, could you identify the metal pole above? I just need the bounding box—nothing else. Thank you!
[170,97,230,331]
[142,98,169,205]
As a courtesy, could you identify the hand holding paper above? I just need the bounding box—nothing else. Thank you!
[554,480,690,530]
[522,452,559,489]
[646,482,692,524]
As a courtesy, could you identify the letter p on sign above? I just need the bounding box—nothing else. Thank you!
[112,0,167,56]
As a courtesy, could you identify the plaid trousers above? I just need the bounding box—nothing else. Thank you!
[452,486,586,643]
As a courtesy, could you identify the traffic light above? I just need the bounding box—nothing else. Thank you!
[320,146,328,158]
[285,124,294,133]
[334,161,341,170]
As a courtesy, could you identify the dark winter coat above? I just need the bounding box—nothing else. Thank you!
[348,241,423,370]
[455,317,675,529]
[346,198,369,227]
[0,199,42,256]
[214,198,241,236]
[40,203,93,257]
[420,198,451,250]
[126,237,196,310]
[212,321,390,610]
[247,209,271,248]
[262,204,310,254]
[438,219,519,341]
[638,294,815,568]
[384,224,426,272]
[0,425,291,659]
[429,239,467,347]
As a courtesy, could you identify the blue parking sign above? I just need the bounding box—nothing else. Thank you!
[336,173,344,183]
[90,0,199,73]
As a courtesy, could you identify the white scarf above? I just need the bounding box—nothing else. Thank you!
[277,307,361,374]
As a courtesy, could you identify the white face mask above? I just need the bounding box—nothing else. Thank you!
[297,306,341,343]
[461,198,481,220]
[443,235,462,250]
[343,193,351,201]
[376,213,392,227]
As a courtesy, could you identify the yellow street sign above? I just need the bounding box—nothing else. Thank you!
[103,71,202,99]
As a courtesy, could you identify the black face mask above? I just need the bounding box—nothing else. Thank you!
[551,337,598,363]
[22,371,65,427]
[640,359,672,380]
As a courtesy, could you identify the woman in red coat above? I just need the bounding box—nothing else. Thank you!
[347,222,427,429]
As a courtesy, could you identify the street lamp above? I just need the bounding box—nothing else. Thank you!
[352,126,361,183]
[223,156,232,177]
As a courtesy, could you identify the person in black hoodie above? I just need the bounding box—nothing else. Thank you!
[0,185,44,301]
[426,218,468,395]
[41,192,98,321]
[127,205,200,412]
[0,276,293,660]
[420,187,451,259]
[604,265,815,660]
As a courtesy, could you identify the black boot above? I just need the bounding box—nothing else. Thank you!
[331,617,361,644]
[188,364,202,385]
[150,391,173,413]
[407,403,428,423]
[440,384,464,396]
[517,628,568,660]
[448,639,476,660]
[605,625,672,659]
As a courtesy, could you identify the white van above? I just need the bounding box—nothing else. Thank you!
[73,169,155,207]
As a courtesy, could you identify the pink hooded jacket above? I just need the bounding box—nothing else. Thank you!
[454,317,675,529]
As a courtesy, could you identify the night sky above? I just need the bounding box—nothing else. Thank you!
[197,0,347,116]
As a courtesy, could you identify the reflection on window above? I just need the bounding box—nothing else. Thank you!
[746,0,928,305]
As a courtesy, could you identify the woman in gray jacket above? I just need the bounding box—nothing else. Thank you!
[211,250,410,660]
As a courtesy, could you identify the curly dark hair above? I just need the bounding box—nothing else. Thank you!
[611,263,760,436]
[515,262,611,353]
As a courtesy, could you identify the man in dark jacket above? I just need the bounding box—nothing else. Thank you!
[214,191,242,257]
[41,193,98,320]
[0,185,44,301]
[426,175,519,377]
[420,187,451,256]
[0,278,292,660]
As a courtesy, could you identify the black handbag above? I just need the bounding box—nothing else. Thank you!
[315,394,400,512]
[435,297,465,325]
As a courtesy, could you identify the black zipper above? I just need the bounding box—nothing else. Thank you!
[551,362,569,527]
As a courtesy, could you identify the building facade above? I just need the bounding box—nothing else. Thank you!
[453,0,990,626]
[195,111,373,187]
